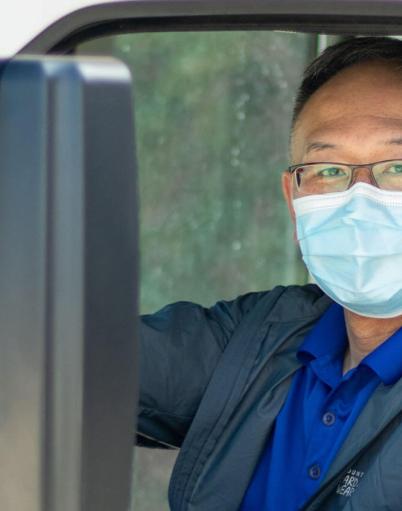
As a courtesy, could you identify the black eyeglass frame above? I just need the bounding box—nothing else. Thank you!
[286,159,402,190]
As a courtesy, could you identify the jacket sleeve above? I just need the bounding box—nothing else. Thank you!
[137,292,266,448]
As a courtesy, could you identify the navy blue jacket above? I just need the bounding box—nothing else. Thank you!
[138,285,402,510]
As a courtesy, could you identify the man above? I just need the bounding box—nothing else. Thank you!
[138,37,402,510]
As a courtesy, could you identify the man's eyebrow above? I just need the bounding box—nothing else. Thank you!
[305,142,338,153]
[387,137,402,145]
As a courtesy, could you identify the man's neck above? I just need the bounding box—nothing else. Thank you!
[343,309,402,374]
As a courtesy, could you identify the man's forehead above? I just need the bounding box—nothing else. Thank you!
[304,116,402,141]
[292,117,402,163]
[291,61,402,162]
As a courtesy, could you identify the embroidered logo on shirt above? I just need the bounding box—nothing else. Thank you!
[336,468,365,497]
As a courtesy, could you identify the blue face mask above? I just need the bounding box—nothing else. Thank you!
[293,182,402,318]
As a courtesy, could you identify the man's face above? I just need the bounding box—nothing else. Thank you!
[282,59,402,219]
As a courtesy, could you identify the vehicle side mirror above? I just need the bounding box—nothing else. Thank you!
[0,56,138,511]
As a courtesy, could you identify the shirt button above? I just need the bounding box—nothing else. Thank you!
[322,411,336,426]
[308,464,321,480]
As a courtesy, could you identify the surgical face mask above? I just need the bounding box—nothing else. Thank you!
[293,182,402,318]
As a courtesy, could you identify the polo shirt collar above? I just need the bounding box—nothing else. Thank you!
[298,302,402,387]
[362,327,402,385]
[298,302,347,362]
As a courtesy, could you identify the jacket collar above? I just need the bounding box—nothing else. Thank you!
[304,376,402,509]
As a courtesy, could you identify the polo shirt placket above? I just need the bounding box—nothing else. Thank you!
[240,303,402,511]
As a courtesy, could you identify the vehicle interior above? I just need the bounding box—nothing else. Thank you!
[2,1,402,510]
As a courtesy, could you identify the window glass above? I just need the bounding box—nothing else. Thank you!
[79,30,313,511]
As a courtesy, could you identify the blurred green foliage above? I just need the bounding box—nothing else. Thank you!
[82,31,310,313]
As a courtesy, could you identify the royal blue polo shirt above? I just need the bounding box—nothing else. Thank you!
[240,303,402,511]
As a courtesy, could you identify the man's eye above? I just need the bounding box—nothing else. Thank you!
[386,164,402,174]
[317,166,346,177]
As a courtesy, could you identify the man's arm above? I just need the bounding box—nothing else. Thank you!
[137,292,266,448]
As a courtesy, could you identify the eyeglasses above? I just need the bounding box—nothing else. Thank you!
[288,159,402,195]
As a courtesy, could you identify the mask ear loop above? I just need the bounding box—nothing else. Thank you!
[295,168,303,189]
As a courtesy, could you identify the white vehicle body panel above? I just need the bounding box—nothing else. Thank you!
[0,0,113,57]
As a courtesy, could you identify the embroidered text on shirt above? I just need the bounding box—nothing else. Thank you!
[336,468,365,497]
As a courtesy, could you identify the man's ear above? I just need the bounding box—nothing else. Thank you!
[281,171,297,241]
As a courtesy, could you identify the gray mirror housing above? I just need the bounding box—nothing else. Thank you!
[0,56,138,511]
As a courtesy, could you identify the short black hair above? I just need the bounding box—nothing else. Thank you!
[292,36,402,125]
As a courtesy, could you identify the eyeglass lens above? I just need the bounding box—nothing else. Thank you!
[294,160,402,194]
